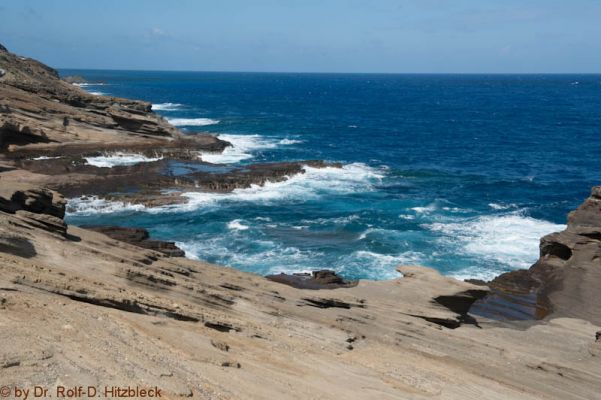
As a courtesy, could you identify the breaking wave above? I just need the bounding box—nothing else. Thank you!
[66,196,145,215]
[426,213,565,271]
[178,163,385,210]
[199,134,278,164]
[152,102,183,111]
[84,153,162,168]
[167,117,220,127]
[200,134,305,164]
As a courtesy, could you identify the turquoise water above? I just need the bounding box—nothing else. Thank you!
[62,71,601,281]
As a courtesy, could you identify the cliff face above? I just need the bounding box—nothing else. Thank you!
[471,187,601,325]
[0,44,178,151]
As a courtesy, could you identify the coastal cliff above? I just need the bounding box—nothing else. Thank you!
[475,186,601,325]
[1,44,601,399]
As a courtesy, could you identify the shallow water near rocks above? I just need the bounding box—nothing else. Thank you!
[62,71,601,281]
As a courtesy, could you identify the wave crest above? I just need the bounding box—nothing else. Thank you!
[84,153,162,168]
[426,213,565,271]
[167,118,220,127]
[152,103,183,111]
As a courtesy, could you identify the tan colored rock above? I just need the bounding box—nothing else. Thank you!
[1,207,600,399]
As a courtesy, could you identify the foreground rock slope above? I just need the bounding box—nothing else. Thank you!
[1,44,601,399]
[2,186,601,399]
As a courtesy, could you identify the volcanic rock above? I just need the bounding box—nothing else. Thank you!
[472,186,601,324]
[266,269,357,289]
[84,226,185,257]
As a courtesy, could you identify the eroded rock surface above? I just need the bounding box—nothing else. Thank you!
[266,269,358,289]
[472,186,601,325]
[84,226,185,257]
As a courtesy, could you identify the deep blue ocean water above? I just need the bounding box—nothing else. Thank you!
[61,70,601,281]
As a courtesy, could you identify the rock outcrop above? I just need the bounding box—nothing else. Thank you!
[84,226,185,257]
[0,43,178,151]
[472,186,601,325]
[0,183,67,236]
[266,269,358,289]
[0,184,65,218]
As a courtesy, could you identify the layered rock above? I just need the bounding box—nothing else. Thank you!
[0,183,67,236]
[266,269,358,289]
[2,207,600,399]
[84,226,185,257]
[472,187,601,325]
[0,43,178,152]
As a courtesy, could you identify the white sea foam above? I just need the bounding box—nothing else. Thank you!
[32,156,62,160]
[66,196,145,215]
[411,204,437,214]
[227,219,249,231]
[199,134,278,164]
[88,91,106,96]
[488,202,518,210]
[167,118,220,127]
[176,237,324,276]
[152,103,183,111]
[179,163,384,210]
[426,213,565,270]
[74,83,108,87]
[341,250,422,280]
[300,214,360,226]
[84,153,162,168]
[448,267,502,282]
[278,138,304,145]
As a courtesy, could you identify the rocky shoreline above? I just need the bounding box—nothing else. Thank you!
[2,44,601,399]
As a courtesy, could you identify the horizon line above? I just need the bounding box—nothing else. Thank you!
[56,67,601,75]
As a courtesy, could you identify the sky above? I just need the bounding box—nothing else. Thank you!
[1,0,600,73]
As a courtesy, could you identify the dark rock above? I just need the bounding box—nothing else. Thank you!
[0,236,36,258]
[204,321,241,333]
[220,361,240,368]
[84,226,185,257]
[596,331,601,342]
[434,289,490,317]
[0,186,66,219]
[312,270,345,285]
[300,297,364,309]
[87,226,149,242]
[211,340,230,352]
[464,279,488,286]
[266,269,357,290]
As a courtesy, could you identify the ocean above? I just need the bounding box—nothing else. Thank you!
[61,70,601,281]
